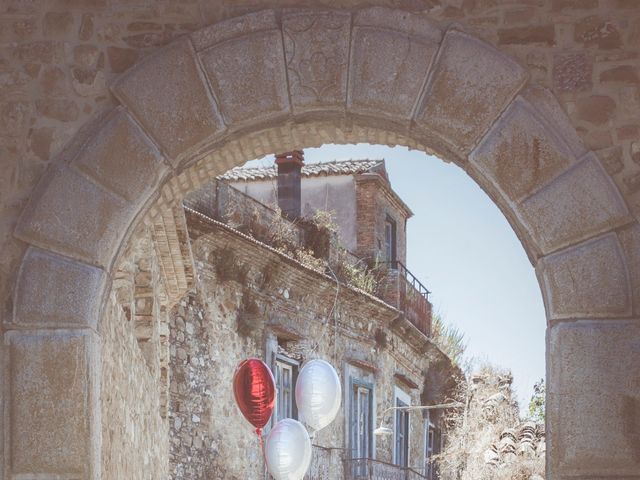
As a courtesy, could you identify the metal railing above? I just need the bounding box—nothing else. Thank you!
[184,180,433,337]
[346,458,428,480]
[381,262,432,337]
[304,445,343,480]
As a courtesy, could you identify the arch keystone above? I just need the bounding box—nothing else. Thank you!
[415,29,527,155]
[348,8,442,122]
[283,9,351,113]
[538,233,632,320]
[111,37,224,164]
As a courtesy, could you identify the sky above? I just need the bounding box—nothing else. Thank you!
[247,143,546,412]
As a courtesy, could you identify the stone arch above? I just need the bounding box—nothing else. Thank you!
[5,7,639,479]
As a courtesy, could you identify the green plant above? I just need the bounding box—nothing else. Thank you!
[527,379,545,423]
[209,246,249,284]
[430,313,467,367]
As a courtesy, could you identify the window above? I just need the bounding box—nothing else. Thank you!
[425,416,436,479]
[275,355,298,421]
[384,215,397,266]
[350,380,373,460]
[393,387,410,467]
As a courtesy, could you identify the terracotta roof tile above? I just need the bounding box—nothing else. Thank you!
[218,158,384,182]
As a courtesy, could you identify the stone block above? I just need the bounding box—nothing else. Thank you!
[198,29,290,126]
[497,25,555,46]
[470,97,576,202]
[574,15,622,50]
[618,223,640,315]
[191,10,277,51]
[553,52,592,92]
[521,85,586,158]
[12,247,107,329]
[43,11,74,37]
[348,8,441,121]
[547,320,640,477]
[14,165,136,269]
[538,233,631,319]
[574,94,616,126]
[283,10,351,112]
[107,46,138,73]
[36,98,79,122]
[72,107,168,204]
[5,330,99,477]
[416,30,527,154]
[519,153,630,254]
[600,65,640,83]
[112,37,223,163]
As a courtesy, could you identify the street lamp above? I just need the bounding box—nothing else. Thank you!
[373,402,464,436]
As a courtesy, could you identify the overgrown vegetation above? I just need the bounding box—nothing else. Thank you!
[527,379,545,423]
[224,195,385,294]
[208,246,249,284]
[436,365,545,480]
[430,313,467,368]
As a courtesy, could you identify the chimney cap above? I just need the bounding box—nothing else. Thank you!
[275,150,304,167]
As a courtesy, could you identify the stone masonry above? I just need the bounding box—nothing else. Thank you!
[166,209,458,478]
[1,2,639,478]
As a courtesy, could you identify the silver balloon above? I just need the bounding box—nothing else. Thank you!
[265,419,312,480]
[295,359,341,432]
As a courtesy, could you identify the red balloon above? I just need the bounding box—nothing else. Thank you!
[233,358,276,436]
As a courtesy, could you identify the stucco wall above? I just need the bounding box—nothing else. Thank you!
[229,174,360,251]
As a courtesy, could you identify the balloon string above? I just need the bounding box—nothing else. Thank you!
[257,428,266,462]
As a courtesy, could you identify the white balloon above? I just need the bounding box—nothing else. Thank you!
[265,419,312,480]
[295,359,342,432]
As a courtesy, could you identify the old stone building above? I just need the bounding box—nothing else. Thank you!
[1,1,640,479]
[166,155,459,478]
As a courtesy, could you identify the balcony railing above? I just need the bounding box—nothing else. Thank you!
[379,262,432,337]
[184,180,432,338]
[346,458,428,480]
[304,445,342,480]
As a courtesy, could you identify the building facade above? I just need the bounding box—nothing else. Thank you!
[166,154,459,479]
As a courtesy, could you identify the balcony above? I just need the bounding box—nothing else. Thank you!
[302,447,429,480]
[346,458,428,480]
[184,180,432,338]
[379,262,432,337]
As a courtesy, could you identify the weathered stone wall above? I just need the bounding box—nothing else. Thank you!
[167,211,453,478]
[100,288,168,479]
[99,222,170,478]
[2,1,640,325]
[2,2,640,477]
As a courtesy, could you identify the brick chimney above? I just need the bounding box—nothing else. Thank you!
[275,150,304,219]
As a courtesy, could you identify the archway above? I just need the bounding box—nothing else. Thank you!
[6,7,639,479]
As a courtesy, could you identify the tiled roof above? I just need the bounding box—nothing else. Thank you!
[484,421,546,467]
[218,159,384,181]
